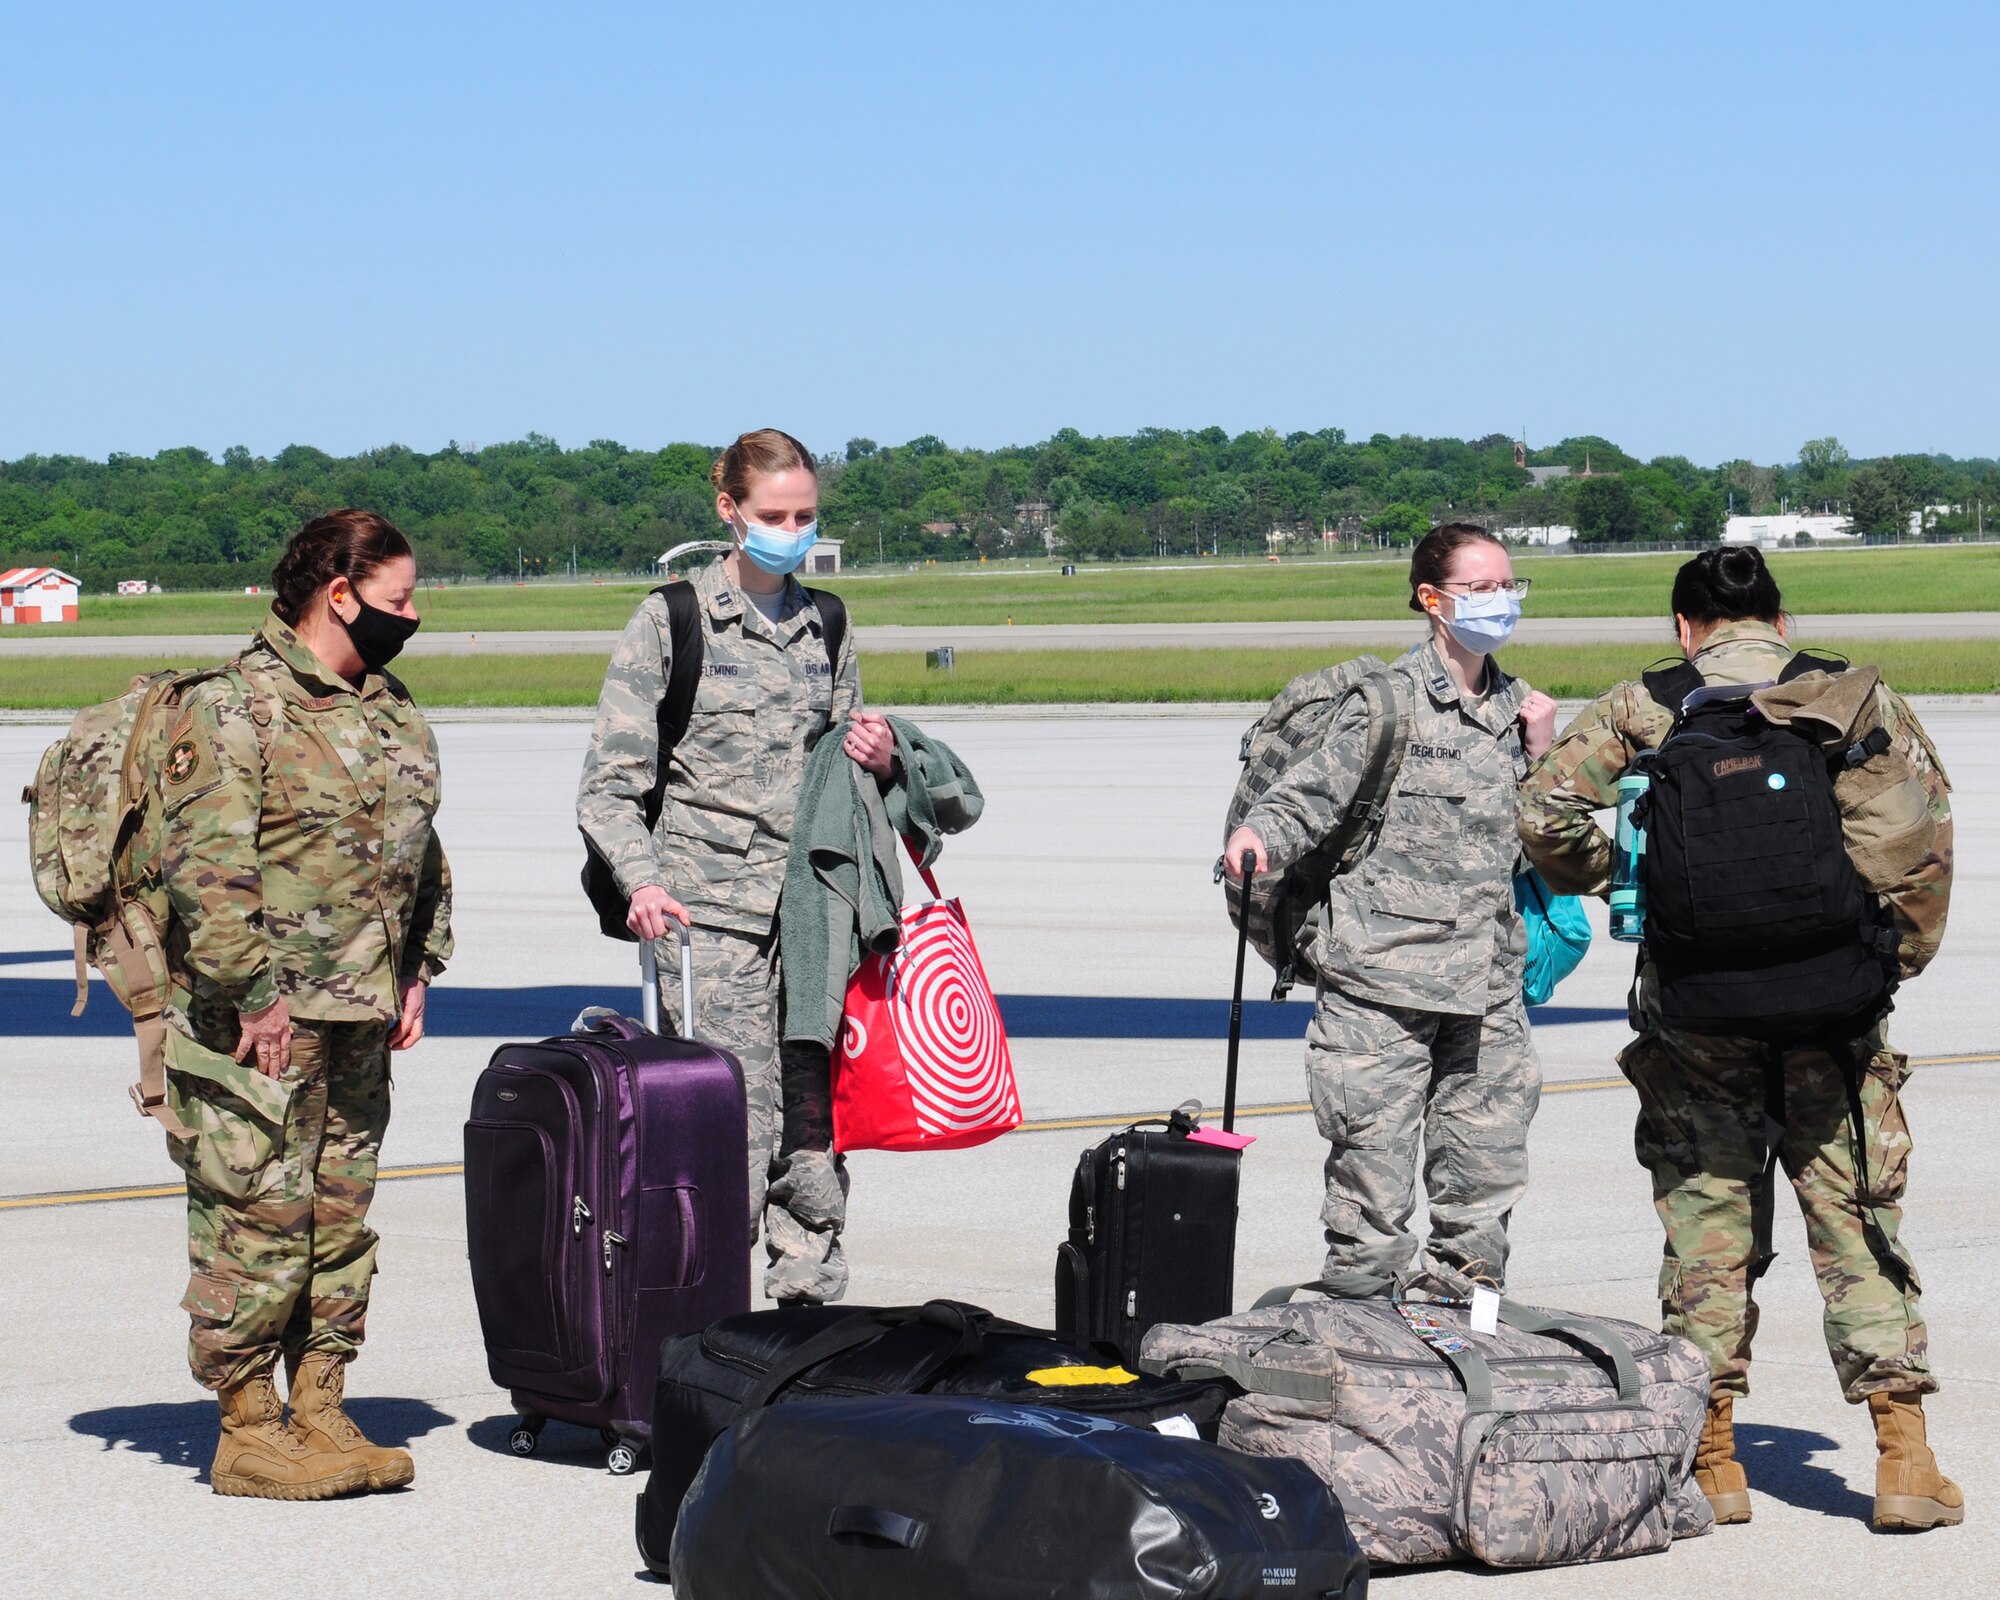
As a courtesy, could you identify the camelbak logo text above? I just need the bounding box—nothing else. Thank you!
[1713,755,1764,778]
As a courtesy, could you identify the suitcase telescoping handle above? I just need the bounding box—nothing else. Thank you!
[1224,849,1256,1133]
[637,919,696,1038]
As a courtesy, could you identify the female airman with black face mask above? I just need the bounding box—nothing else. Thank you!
[577,429,893,1306]
[1225,523,1558,1300]
[158,509,450,1500]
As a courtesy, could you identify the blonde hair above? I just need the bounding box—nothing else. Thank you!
[710,428,816,502]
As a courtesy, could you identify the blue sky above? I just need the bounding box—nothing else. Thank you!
[3,2,1993,466]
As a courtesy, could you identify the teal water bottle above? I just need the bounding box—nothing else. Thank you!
[1609,763,1650,943]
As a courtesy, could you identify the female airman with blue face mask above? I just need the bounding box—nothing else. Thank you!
[578,429,893,1305]
[1224,523,1558,1300]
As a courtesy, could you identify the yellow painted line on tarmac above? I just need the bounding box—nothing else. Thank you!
[4,1053,1993,1214]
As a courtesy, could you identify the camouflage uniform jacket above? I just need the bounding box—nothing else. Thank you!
[1244,637,1530,1017]
[1518,619,1952,978]
[576,560,862,938]
[158,612,453,1021]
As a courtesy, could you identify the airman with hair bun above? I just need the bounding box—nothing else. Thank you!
[578,429,894,1305]
[157,508,451,1501]
[1520,542,1960,1534]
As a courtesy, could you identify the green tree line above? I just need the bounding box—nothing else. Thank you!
[2,428,1994,592]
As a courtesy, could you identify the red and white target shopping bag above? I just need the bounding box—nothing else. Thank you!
[831,856,1021,1153]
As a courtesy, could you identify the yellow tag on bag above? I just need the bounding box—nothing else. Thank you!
[1025,1365,1139,1388]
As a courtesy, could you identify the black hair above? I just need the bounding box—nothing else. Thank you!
[1670,544,1782,626]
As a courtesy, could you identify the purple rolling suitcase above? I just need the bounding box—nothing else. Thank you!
[465,924,750,1473]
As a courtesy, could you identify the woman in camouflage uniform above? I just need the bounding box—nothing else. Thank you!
[1518,546,1960,1532]
[1224,523,1559,1298]
[160,509,451,1500]
[577,429,894,1306]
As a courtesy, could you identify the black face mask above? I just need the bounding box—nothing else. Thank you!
[337,591,421,670]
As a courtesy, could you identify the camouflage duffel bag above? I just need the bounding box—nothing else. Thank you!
[1140,1287,1715,1569]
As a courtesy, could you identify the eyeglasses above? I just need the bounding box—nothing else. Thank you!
[1439,578,1532,597]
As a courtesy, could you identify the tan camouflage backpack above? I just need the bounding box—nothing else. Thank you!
[1220,657,1407,998]
[23,662,239,1137]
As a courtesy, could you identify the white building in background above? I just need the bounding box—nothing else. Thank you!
[0,567,80,624]
[1506,525,1577,546]
[1723,513,1857,549]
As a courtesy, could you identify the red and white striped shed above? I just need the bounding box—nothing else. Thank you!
[0,567,81,625]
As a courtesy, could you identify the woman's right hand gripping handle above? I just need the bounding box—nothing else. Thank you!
[626,885,692,941]
[1222,827,1268,879]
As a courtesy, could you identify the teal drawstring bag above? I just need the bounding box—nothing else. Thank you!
[1515,866,1591,1006]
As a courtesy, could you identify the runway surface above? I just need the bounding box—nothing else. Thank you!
[3,712,1994,1596]
[4,609,1999,657]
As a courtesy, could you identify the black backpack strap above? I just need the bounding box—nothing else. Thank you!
[1641,661,1705,716]
[1779,649,1850,684]
[580,582,705,942]
[803,585,848,676]
[649,582,706,823]
[1825,1036,1914,1293]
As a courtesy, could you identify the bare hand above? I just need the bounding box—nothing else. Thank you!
[844,711,895,778]
[389,979,427,1051]
[1222,826,1268,879]
[1519,690,1560,762]
[627,885,691,942]
[234,996,293,1079]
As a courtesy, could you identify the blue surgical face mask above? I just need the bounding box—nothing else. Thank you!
[1442,589,1522,655]
[734,514,819,576]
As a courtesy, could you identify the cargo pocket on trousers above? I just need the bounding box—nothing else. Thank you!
[181,1271,239,1326]
[164,1070,282,1205]
[1860,1050,1913,1204]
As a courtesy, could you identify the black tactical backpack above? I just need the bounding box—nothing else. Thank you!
[1638,652,1897,1042]
[1220,658,1406,998]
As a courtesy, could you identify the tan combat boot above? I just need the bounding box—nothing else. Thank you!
[1694,1394,1752,1525]
[212,1369,368,1500]
[288,1351,416,1491]
[1869,1391,1964,1531]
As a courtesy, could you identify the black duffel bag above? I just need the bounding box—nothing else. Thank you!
[669,1394,1368,1600]
[639,1299,1235,1570]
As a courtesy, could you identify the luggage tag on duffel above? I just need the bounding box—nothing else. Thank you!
[1396,1302,1475,1356]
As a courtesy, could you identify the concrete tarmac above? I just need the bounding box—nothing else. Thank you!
[2,711,1995,1597]
[3,610,1999,658]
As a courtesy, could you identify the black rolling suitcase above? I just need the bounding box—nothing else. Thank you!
[1053,858,1259,1362]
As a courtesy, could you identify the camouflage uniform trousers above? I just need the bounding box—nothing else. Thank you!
[1306,982,1541,1297]
[655,924,848,1303]
[1618,1023,1932,1403]
[169,1015,390,1391]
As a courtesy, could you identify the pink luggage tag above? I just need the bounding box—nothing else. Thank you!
[1186,1127,1255,1150]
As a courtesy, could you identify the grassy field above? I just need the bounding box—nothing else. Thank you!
[10,639,1997,711]
[30,544,2000,636]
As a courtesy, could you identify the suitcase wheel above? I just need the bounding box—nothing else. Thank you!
[507,1417,544,1459]
[599,1427,621,1448]
[606,1442,639,1476]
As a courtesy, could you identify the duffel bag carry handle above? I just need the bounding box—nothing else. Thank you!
[744,1300,992,1409]
[829,1505,927,1550]
[1498,1302,1644,1405]
[1238,1285,1642,1409]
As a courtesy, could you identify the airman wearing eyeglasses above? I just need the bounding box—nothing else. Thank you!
[1224,524,1558,1298]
